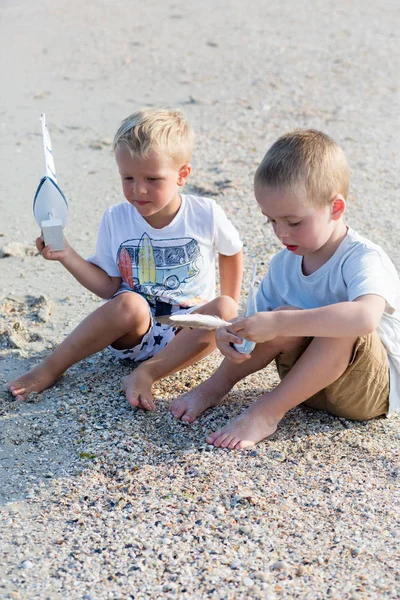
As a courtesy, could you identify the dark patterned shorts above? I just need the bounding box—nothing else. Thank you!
[108,314,177,362]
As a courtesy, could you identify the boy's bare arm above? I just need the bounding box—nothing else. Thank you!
[228,294,386,343]
[37,235,121,299]
[218,250,243,303]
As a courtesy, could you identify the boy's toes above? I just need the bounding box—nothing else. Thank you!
[7,383,27,401]
[236,438,255,450]
[180,411,197,423]
[220,434,235,448]
[206,430,228,447]
[170,400,198,423]
[169,399,185,419]
[206,431,219,445]
[126,393,140,408]
[170,398,197,422]
[227,437,241,450]
[137,394,155,411]
[9,391,27,401]
[8,383,22,395]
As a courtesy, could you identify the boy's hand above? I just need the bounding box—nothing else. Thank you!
[215,326,252,363]
[229,313,278,344]
[36,236,121,298]
[36,235,70,262]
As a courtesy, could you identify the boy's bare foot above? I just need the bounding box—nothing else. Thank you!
[170,381,226,423]
[206,398,280,449]
[123,366,156,411]
[7,363,59,401]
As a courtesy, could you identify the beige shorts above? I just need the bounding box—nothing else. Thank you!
[275,332,389,420]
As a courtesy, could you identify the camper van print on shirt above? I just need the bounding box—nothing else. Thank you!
[117,233,203,304]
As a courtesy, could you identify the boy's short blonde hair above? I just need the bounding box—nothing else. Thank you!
[254,129,349,206]
[113,108,195,165]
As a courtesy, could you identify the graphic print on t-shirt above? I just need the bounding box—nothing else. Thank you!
[117,233,204,305]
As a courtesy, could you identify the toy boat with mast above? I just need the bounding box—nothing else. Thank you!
[33,114,68,251]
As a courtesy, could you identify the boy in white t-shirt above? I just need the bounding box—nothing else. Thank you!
[171,130,400,448]
[8,108,243,409]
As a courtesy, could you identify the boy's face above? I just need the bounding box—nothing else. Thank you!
[115,145,191,227]
[255,185,345,257]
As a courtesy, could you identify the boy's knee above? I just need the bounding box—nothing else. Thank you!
[111,292,150,324]
[211,295,238,319]
[277,336,358,388]
[316,337,357,378]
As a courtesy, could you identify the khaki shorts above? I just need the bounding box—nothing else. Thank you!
[275,333,389,420]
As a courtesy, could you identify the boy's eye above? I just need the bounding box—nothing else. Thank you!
[266,218,276,225]
[288,222,301,227]
[147,177,162,181]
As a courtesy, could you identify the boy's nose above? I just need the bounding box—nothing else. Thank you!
[133,181,146,196]
[275,223,288,240]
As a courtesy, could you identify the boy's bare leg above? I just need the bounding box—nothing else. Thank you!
[7,293,151,401]
[123,296,238,410]
[207,335,357,449]
[170,304,303,422]
[169,336,299,422]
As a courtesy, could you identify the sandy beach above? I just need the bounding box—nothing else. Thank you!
[1,0,399,597]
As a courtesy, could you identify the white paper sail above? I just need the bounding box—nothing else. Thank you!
[40,113,57,182]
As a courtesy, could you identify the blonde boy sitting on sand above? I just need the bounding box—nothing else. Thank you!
[8,108,243,408]
[171,130,400,448]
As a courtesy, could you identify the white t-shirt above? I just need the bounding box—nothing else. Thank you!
[256,227,400,414]
[88,194,243,312]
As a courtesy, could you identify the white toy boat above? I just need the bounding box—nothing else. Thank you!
[33,114,68,251]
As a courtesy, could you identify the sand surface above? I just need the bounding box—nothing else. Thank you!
[0,0,399,598]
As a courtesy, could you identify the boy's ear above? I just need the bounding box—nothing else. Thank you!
[330,194,346,220]
[177,163,191,186]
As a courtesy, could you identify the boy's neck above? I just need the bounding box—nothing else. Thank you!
[302,222,348,275]
[143,193,182,229]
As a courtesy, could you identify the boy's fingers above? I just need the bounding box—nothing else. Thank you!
[41,247,67,261]
[216,329,242,345]
[217,343,250,362]
[219,333,242,345]
[227,320,247,334]
[40,246,52,259]
[48,249,64,258]
[228,350,251,363]
[216,342,234,357]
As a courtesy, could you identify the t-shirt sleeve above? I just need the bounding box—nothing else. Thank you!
[343,247,400,313]
[212,202,243,255]
[256,275,273,312]
[86,210,121,277]
[255,254,283,312]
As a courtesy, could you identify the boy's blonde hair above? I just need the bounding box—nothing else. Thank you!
[113,108,195,165]
[254,129,349,206]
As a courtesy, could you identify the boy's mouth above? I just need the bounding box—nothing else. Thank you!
[285,244,298,251]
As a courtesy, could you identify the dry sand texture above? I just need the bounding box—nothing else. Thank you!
[0,0,399,598]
